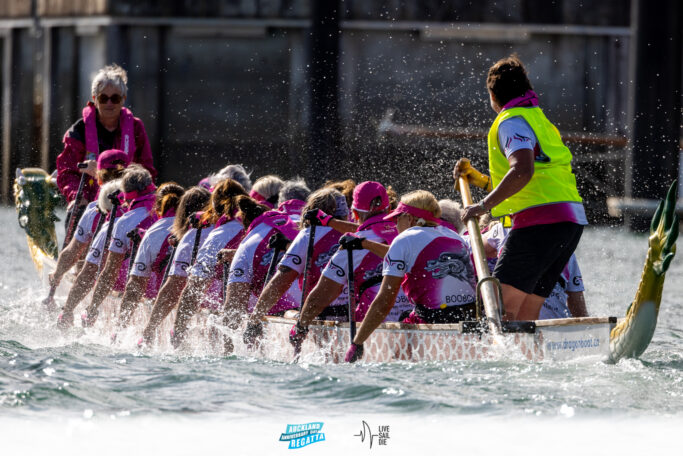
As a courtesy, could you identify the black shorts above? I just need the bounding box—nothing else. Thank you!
[493,222,583,298]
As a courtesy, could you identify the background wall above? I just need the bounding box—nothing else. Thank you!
[0,1,665,224]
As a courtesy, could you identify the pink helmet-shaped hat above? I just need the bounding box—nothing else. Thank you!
[352,181,389,212]
[97,149,129,170]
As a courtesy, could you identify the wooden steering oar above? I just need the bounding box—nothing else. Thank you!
[457,177,504,338]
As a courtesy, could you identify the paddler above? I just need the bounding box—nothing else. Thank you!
[276,178,311,222]
[116,183,185,329]
[56,64,156,237]
[249,175,284,209]
[453,54,587,321]
[289,182,410,352]
[141,187,211,345]
[243,187,349,345]
[171,179,248,343]
[48,149,127,296]
[344,190,477,362]
[82,165,158,326]
[217,195,301,352]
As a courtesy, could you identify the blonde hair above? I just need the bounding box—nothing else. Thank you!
[401,190,441,227]
[91,64,128,97]
[97,179,122,213]
[252,175,284,205]
[300,188,344,229]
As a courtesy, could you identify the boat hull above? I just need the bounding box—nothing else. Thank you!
[254,316,615,363]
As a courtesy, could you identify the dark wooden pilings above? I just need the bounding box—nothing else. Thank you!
[625,0,682,230]
[307,0,341,186]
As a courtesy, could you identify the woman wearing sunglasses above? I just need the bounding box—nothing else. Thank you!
[56,64,157,222]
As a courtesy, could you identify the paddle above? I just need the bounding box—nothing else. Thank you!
[159,238,177,287]
[126,228,142,280]
[300,224,316,304]
[346,247,357,341]
[291,224,317,359]
[97,190,121,278]
[457,177,503,337]
[265,232,289,285]
[189,213,203,266]
[62,162,90,250]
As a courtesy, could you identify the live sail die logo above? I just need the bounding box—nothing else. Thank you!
[279,422,325,449]
[354,420,390,448]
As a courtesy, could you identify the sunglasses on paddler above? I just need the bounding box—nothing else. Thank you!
[97,93,123,104]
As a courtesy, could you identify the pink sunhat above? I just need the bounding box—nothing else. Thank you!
[97,149,129,170]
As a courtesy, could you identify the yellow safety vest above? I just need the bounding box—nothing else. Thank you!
[487,106,582,218]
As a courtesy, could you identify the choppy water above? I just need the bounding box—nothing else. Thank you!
[1,207,682,455]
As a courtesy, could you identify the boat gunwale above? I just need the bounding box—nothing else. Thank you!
[264,315,616,333]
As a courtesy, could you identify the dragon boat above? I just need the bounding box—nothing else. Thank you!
[14,167,679,363]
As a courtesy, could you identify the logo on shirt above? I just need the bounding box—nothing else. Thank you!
[424,251,473,281]
[363,263,382,281]
[284,253,302,265]
[261,249,284,267]
[315,243,340,268]
[385,255,406,271]
[327,260,346,278]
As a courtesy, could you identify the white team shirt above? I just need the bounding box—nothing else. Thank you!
[85,220,111,266]
[190,220,243,279]
[498,116,539,159]
[130,217,174,278]
[74,201,100,244]
[168,226,214,277]
[108,206,153,254]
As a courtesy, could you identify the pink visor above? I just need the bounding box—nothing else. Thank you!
[383,202,441,224]
[121,183,157,202]
[352,181,389,212]
[249,189,274,208]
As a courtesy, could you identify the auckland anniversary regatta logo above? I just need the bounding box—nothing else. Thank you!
[279,422,326,449]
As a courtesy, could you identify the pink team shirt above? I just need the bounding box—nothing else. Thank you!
[383,225,476,310]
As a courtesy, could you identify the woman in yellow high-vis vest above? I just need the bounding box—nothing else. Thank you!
[453,55,587,321]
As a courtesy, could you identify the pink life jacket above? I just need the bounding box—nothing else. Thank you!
[83,102,136,161]
[277,199,306,218]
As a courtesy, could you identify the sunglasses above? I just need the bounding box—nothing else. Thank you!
[97,93,123,104]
